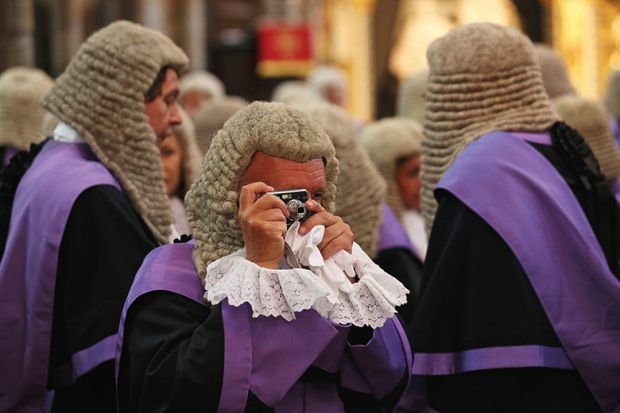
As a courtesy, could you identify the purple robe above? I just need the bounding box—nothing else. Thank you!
[412,131,620,413]
[0,140,121,413]
[116,241,413,412]
[377,203,420,260]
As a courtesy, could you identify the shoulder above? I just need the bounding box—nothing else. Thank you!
[69,184,146,228]
[375,247,420,267]
[144,242,195,269]
[17,142,120,213]
[447,132,530,173]
[26,142,117,188]
[73,184,130,210]
[437,131,559,199]
[130,242,205,306]
[65,184,157,246]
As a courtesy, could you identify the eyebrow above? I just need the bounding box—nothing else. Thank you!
[309,182,327,194]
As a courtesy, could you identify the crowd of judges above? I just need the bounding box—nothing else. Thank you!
[0,19,619,413]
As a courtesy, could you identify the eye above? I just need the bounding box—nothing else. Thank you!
[407,166,421,178]
[165,92,179,106]
[312,193,323,200]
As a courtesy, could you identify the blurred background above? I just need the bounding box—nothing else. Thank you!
[1,0,619,121]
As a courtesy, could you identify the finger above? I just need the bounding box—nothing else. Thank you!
[253,218,288,238]
[241,209,287,235]
[320,236,352,260]
[299,211,340,235]
[305,199,326,213]
[262,219,287,239]
[254,194,290,218]
[320,231,354,259]
[318,223,349,253]
[239,182,274,211]
[277,221,287,238]
[255,208,288,223]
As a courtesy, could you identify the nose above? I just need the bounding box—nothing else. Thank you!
[169,102,182,126]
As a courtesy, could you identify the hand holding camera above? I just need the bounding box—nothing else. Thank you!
[238,182,289,269]
[239,183,354,268]
[299,200,354,260]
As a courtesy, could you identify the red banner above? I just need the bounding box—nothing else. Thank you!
[257,23,314,77]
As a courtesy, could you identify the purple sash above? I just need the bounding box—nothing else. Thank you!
[0,141,121,413]
[377,203,420,260]
[114,241,205,379]
[413,131,620,413]
[117,243,412,412]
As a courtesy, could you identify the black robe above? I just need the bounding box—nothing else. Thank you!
[374,247,423,323]
[117,242,410,413]
[411,141,620,413]
[48,185,157,413]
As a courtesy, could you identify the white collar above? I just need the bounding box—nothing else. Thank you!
[53,122,86,143]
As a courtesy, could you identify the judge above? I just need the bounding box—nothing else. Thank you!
[361,118,427,323]
[0,21,188,412]
[160,108,202,235]
[116,101,412,412]
[411,23,620,412]
[361,118,428,260]
[179,70,225,117]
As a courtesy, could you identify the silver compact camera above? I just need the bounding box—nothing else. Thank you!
[267,189,310,225]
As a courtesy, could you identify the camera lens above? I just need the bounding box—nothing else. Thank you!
[286,199,306,221]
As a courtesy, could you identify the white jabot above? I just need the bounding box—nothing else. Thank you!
[169,224,181,244]
[53,122,86,143]
[204,221,409,328]
[169,196,191,236]
[402,209,428,261]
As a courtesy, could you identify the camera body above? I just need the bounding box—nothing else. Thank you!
[267,189,310,225]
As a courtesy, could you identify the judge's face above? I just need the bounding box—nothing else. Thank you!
[239,152,327,204]
[325,84,345,107]
[396,153,422,210]
[145,68,182,141]
[182,90,212,117]
[159,134,183,197]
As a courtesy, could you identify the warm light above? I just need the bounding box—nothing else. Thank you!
[551,0,620,98]
[389,0,519,81]
[612,16,620,34]
[610,51,620,70]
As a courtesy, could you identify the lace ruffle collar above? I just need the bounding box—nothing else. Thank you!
[204,222,409,328]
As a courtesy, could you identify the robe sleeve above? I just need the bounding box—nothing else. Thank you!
[117,291,232,413]
[374,247,423,323]
[339,316,412,405]
[119,293,344,412]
